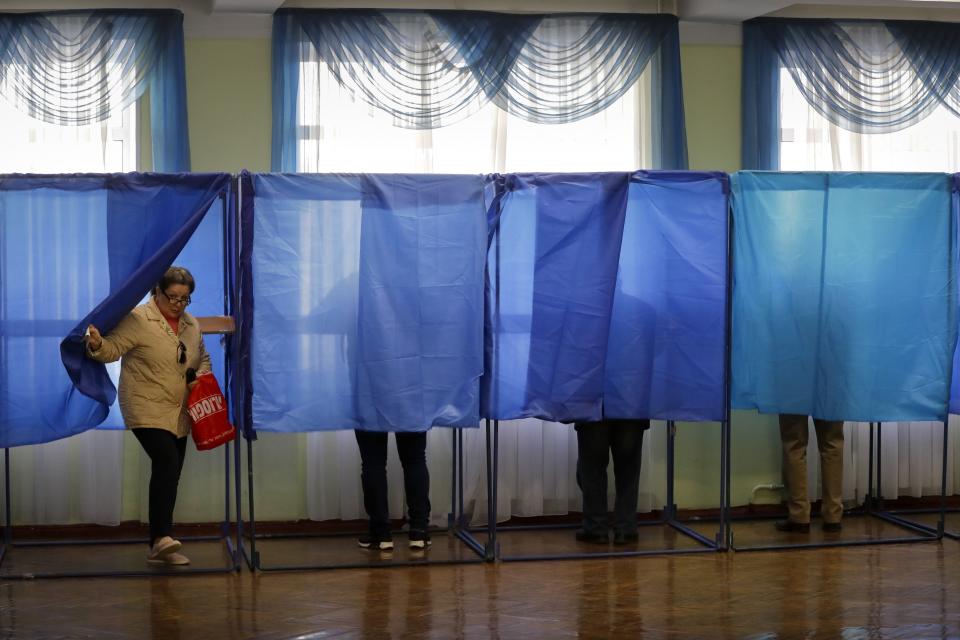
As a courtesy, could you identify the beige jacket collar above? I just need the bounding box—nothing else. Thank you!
[144,296,195,339]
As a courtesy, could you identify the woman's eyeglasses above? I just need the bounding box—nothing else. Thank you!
[161,290,191,306]
[177,341,186,365]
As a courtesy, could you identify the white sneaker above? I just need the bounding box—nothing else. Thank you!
[147,536,182,564]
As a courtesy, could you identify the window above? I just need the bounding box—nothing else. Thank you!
[0,96,136,173]
[296,58,651,174]
[780,67,960,172]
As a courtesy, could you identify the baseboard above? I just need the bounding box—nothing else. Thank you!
[4,494,957,540]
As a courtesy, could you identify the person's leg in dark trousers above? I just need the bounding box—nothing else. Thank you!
[576,421,611,540]
[132,428,187,546]
[610,421,647,539]
[395,432,431,532]
[355,430,391,538]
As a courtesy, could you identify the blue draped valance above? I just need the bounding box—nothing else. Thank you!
[272,9,687,171]
[743,18,960,170]
[0,10,191,171]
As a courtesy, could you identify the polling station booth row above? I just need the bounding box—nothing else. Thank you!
[0,170,957,577]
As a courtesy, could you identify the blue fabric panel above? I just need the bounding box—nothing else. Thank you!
[270,15,301,172]
[148,10,191,171]
[238,172,256,438]
[483,173,629,422]
[650,25,689,170]
[732,172,957,422]
[953,176,960,415]
[1,185,114,446]
[741,21,781,170]
[250,173,485,432]
[0,173,228,447]
[603,171,728,422]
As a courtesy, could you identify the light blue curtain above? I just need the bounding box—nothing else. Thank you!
[731,172,957,422]
[271,10,687,172]
[0,10,191,171]
[249,173,486,432]
[0,173,229,448]
[741,18,960,169]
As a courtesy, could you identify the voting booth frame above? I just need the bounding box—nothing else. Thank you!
[0,191,242,580]
[232,192,951,572]
[0,174,955,579]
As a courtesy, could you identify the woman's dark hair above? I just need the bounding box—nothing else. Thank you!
[156,266,196,294]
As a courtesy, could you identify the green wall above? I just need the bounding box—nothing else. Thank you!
[680,44,741,173]
[185,39,272,173]
[121,39,783,523]
[676,45,785,510]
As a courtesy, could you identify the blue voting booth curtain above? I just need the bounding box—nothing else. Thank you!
[0,173,229,448]
[484,173,629,422]
[732,172,957,422]
[248,173,486,432]
[604,172,729,422]
[483,171,728,423]
[952,176,960,416]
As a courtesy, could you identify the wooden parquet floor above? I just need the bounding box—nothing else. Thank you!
[0,526,957,639]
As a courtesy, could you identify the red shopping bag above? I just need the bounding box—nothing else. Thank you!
[187,371,236,451]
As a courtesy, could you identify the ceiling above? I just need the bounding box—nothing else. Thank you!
[3,0,960,39]
[213,0,960,21]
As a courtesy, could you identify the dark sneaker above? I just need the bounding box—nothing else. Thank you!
[358,533,394,550]
[774,519,810,533]
[613,530,640,546]
[409,530,432,550]
[575,528,609,545]
[822,521,843,533]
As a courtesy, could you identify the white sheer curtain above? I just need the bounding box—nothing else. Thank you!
[295,44,663,526]
[0,83,136,525]
[780,69,960,503]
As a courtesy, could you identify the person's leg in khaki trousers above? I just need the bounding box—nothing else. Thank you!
[813,419,844,526]
[778,414,844,532]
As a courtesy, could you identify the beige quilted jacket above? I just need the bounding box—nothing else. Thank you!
[87,297,211,437]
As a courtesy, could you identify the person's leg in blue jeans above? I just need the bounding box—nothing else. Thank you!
[396,432,431,547]
[355,430,391,543]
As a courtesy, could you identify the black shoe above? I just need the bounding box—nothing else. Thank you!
[822,521,843,533]
[408,530,432,549]
[613,530,640,546]
[774,519,810,533]
[358,533,394,550]
[575,529,609,545]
